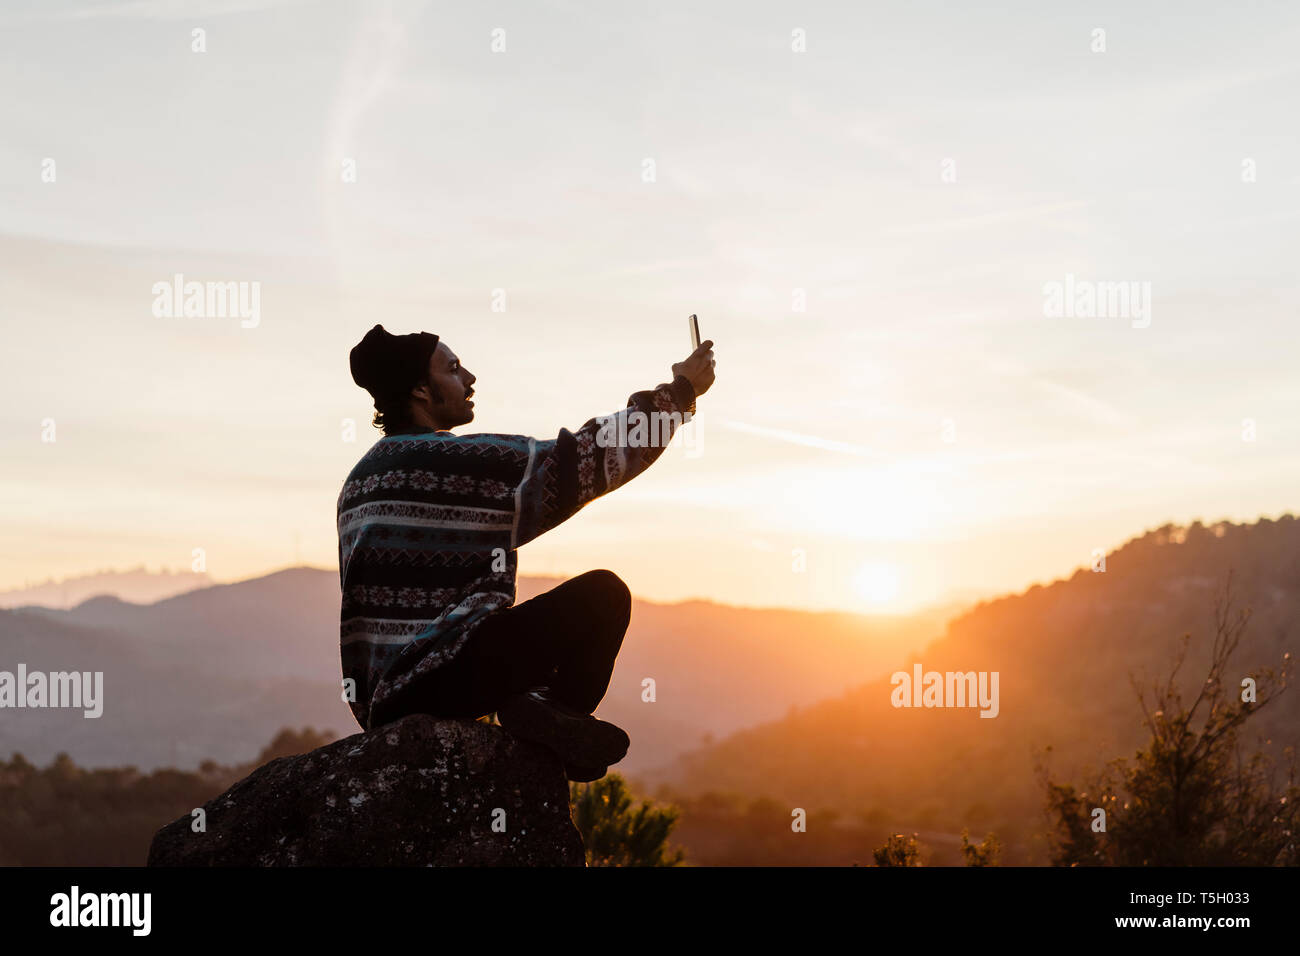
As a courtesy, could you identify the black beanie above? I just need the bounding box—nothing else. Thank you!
[349,324,440,404]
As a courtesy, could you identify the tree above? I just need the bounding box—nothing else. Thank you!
[569,773,685,866]
[1043,577,1297,865]
[1041,779,1104,865]
[960,829,1001,866]
[873,832,923,866]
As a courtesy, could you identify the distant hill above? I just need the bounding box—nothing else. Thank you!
[652,516,1300,863]
[0,567,211,609]
[0,601,349,771]
[0,569,952,773]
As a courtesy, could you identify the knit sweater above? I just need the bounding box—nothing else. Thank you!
[338,373,697,730]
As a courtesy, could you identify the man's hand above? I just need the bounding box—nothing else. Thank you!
[672,340,715,398]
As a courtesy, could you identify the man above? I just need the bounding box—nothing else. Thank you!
[338,324,716,780]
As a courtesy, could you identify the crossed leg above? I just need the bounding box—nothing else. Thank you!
[376,569,632,722]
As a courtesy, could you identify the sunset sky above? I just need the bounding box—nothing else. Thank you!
[2,0,1298,613]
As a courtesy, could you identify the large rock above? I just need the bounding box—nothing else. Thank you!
[148,714,586,866]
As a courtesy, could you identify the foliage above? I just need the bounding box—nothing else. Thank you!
[569,773,685,866]
[0,727,335,866]
[1042,577,1298,866]
[873,832,923,866]
[960,828,1001,866]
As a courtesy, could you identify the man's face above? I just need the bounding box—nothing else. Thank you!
[417,341,476,429]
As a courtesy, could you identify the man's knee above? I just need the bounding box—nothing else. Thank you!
[580,569,631,623]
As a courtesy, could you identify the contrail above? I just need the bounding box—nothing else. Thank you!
[715,420,878,458]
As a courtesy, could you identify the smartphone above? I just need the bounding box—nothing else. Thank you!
[689,314,701,350]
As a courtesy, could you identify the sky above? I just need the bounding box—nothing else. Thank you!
[2,0,1298,613]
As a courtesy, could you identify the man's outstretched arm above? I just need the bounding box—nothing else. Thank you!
[511,340,715,549]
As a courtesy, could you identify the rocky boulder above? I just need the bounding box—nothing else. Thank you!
[148,713,585,866]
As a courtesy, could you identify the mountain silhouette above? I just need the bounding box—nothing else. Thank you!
[0,567,210,609]
[2,569,950,772]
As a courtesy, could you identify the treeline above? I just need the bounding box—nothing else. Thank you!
[1,722,955,867]
[0,732,987,866]
[0,727,334,866]
[645,789,1001,866]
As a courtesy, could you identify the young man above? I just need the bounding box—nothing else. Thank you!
[339,324,715,780]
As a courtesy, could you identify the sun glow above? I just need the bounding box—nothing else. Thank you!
[853,562,901,605]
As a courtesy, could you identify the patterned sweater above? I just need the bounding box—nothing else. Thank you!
[338,374,697,731]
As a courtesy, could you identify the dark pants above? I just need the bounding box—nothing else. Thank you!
[395,569,631,720]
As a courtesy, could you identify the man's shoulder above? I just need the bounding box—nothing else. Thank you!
[349,431,536,472]
[337,431,540,515]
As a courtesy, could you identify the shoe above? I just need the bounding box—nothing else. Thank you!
[565,762,608,783]
[497,687,629,768]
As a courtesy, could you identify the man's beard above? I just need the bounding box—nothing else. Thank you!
[434,394,473,426]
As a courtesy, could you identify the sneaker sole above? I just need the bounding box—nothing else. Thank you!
[497,694,629,767]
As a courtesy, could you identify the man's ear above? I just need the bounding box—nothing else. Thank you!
[410,380,441,404]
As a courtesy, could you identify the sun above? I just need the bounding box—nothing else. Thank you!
[853,562,901,605]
